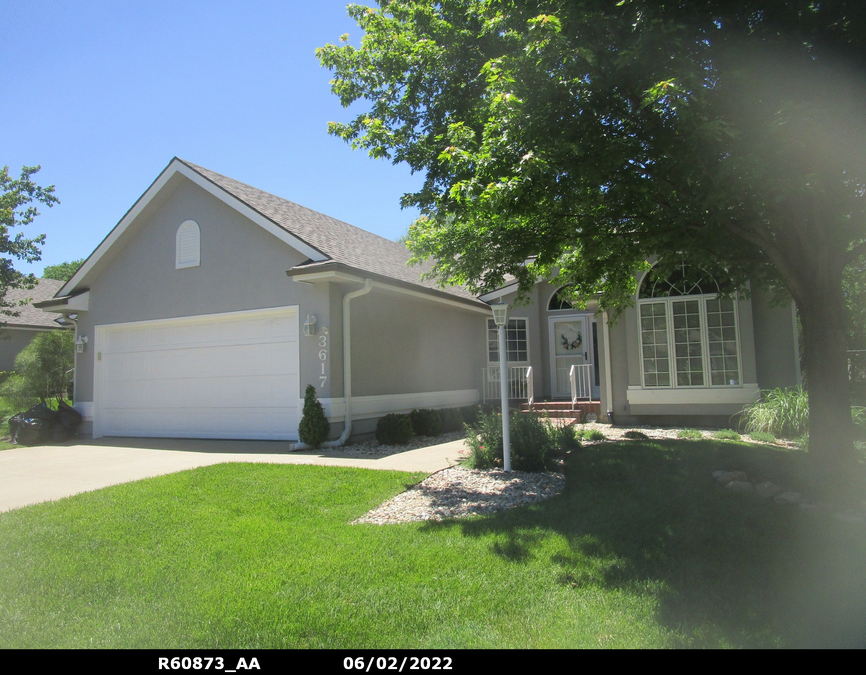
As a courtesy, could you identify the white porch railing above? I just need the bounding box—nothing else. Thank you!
[570,364,594,403]
[482,366,534,404]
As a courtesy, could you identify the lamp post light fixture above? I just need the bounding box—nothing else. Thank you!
[492,301,512,472]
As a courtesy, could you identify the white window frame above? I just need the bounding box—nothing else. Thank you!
[487,317,530,365]
[637,295,743,389]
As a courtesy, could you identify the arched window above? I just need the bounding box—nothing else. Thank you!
[176,220,200,269]
[548,287,575,311]
[638,263,741,388]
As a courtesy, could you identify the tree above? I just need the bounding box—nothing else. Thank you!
[0,330,74,410]
[1,165,58,318]
[42,259,83,282]
[318,1,866,495]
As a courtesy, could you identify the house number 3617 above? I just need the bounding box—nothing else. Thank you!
[318,329,328,389]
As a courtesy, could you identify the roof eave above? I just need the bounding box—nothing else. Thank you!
[287,262,491,313]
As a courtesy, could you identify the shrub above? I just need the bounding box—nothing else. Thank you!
[623,430,650,440]
[677,429,704,439]
[465,410,564,472]
[713,429,741,441]
[463,413,503,470]
[298,384,330,448]
[0,331,74,410]
[740,386,809,439]
[409,408,442,436]
[459,405,481,425]
[749,430,776,443]
[376,414,414,445]
[439,408,464,433]
[509,411,555,472]
[553,424,581,452]
[584,429,606,441]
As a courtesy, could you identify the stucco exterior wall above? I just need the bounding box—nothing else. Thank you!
[751,288,800,390]
[350,287,487,398]
[70,177,337,429]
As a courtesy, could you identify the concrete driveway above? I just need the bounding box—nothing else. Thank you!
[0,437,465,513]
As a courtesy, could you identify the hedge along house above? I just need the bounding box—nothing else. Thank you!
[36,158,801,441]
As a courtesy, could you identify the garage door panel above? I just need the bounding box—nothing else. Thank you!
[96,308,300,440]
[132,373,292,409]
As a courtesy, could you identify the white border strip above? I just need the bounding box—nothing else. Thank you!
[626,384,759,406]
[313,389,480,422]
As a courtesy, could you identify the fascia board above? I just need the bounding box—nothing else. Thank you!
[290,265,492,314]
[289,270,366,285]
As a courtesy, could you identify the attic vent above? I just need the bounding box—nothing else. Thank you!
[176,220,200,269]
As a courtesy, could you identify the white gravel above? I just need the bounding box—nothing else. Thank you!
[354,464,566,524]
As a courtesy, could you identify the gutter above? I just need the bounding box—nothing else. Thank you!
[292,279,373,450]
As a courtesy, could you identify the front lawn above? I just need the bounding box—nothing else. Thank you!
[1,440,864,648]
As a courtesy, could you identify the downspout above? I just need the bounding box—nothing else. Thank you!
[293,279,373,450]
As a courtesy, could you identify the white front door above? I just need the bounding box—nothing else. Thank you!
[548,315,590,398]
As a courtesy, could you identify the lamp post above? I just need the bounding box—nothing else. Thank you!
[492,301,512,472]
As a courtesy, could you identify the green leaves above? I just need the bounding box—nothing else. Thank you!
[1,165,57,318]
[317,1,865,306]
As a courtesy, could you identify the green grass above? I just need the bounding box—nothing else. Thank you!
[1,443,865,648]
[677,428,704,439]
[713,429,742,441]
[749,430,777,443]
[574,427,606,441]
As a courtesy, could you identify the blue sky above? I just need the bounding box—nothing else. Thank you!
[2,0,422,277]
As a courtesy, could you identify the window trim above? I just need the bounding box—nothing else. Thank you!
[176,219,201,269]
[487,317,530,365]
[637,294,743,389]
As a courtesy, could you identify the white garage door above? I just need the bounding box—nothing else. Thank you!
[94,307,299,440]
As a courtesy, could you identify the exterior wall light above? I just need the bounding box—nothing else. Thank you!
[492,301,512,472]
[303,314,317,337]
[75,336,88,353]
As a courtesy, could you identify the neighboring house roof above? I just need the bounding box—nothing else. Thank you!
[177,159,481,304]
[1,278,65,329]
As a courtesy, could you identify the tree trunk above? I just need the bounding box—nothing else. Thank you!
[792,271,856,501]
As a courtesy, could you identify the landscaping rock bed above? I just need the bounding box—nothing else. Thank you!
[350,423,796,525]
[712,468,866,524]
[354,464,566,524]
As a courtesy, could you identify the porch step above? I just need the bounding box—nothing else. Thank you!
[521,400,602,423]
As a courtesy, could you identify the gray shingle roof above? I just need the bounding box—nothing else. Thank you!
[1,278,65,328]
[178,159,482,304]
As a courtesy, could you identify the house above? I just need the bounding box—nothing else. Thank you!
[36,158,801,441]
[0,278,66,371]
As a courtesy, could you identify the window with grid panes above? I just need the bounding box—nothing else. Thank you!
[638,263,741,388]
[487,318,528,363]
